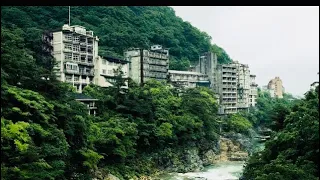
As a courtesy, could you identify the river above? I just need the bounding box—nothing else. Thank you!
[155,131,266,180]
[157,161,245,180]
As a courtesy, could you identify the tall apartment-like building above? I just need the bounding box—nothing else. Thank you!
[195,52,218,91]
[51,24,99,93]
[216,63,238,114]
[249,75,258,107]
[124,45,169,85]
[94,56,129,88]
[267,77,284,98]
[168,70,210,88]
[235,62,251,112]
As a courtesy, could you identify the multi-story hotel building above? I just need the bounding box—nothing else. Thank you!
[124,45,169,85]
[249,74,258,107]
[216,63,238,114]
[51,24,99,93]
[235,62,251,111]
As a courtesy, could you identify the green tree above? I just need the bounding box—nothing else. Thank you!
[242,86,319,180]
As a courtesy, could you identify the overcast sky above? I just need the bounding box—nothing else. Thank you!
[172,6,319,96]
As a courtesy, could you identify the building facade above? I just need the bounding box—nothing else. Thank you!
[235,62,251,112]
[249,75,258,107]
[267,76,284,98]
[195,52,218,91]
[51,24,99,93]
[216,63,238,114]
[168,70,210,89]
[94,56,129,88]
[74,93,98,116]
[124,45,169,85]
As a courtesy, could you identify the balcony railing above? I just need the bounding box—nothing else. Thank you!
[79,70,94,76]
[64,69,80,74]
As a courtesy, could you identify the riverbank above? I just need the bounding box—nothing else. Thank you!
[93,129,265,180]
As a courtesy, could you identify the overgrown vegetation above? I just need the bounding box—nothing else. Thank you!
[242,86,319,180]
[1,6,232,71]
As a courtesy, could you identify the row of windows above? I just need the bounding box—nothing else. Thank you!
[64,35,94,42]
[65,35,79,42]
[102,69,114,75]
[65,44,81,51]
[64,53,93,62]
[66,75,92,81]
[66,64,78,71]
[101,60,120,66]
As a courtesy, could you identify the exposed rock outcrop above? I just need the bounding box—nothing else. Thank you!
[216,137,248,162]
[92,169,120,180]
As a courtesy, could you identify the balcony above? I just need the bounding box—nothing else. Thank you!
[222,84,237,88]
[63,38,72,43]
[65,78,73,83]
[86,31,94,37]
[79,70,94,76]
[63,48,72,53]
[80,51,87,55]
[74,79,81,84]
[73,50,80,54]
[222,79,237,83]
[80,41,87,46]
[81,79,89,84]
[64,69,80,75]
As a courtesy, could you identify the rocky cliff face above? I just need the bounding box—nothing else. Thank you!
[217,137,248,161]
[93,135,252,179]
[161,148,205,173]
[200,137,248,165]
[92,169,120,180]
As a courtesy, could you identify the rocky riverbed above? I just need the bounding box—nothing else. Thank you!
[93,132,259,180]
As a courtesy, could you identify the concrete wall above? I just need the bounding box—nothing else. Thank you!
[169,70,210,89]
[94,56,129,88]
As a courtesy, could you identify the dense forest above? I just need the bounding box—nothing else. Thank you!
[1,6,232,71]
[242,86,319,180]
[1,6,319,180]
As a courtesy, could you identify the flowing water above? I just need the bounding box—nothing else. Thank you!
[157,161,245,180]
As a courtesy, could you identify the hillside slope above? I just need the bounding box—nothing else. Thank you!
[1,6,232,70]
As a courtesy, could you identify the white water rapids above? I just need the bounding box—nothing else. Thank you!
[158,161,245,180]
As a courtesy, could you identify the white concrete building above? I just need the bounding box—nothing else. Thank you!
[168,70,210,88]
[249,75,258,107]
[124,45,169,85]
[51,24,99,93]
[74,93,98,116]
[235,62,251,111]
[216,63,238,114]
[94,56,129,88]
